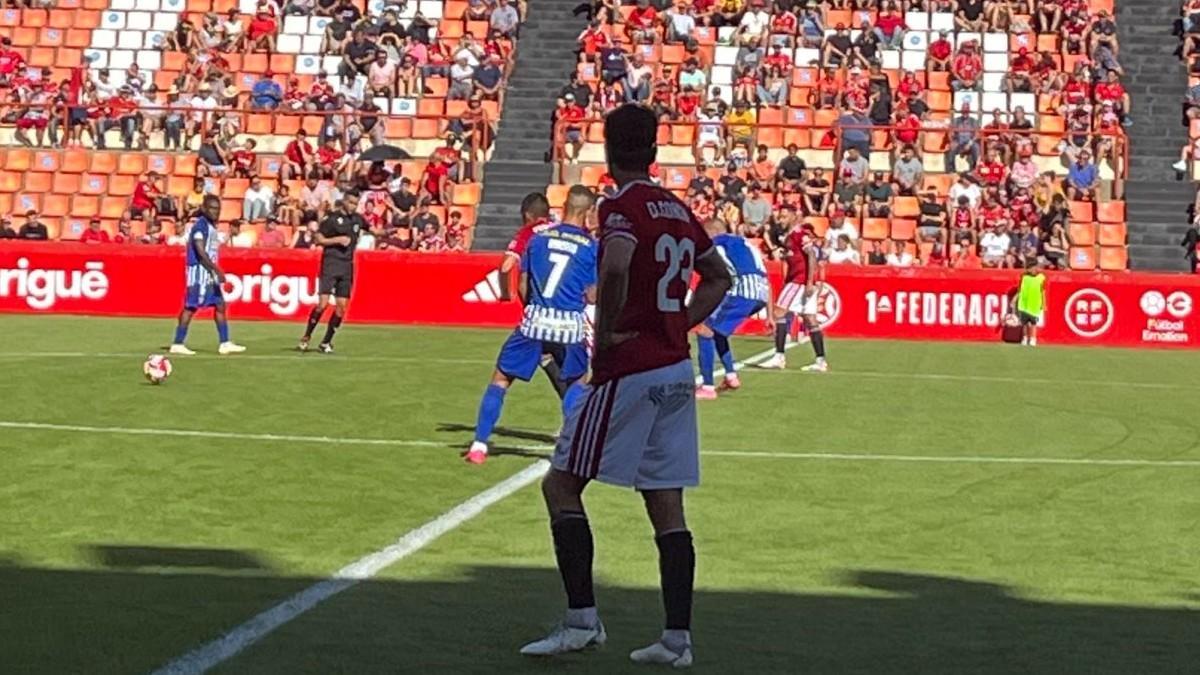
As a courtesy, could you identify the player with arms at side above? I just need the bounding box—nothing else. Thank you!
[695,218,771,399]
[520,104,732,668]
[1014,259,1046,346]
[298,192,364,353]
[169,195,246,356]
[466,186,599,465]
[759,222,829,371]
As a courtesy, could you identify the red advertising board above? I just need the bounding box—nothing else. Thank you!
[1,241,1198,349]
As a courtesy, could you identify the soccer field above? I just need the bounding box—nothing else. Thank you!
[1,315,1197,674]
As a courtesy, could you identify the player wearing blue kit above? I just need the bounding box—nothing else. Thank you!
[695,219,770,399]
[168,195,245,356]
[466,186,598,465]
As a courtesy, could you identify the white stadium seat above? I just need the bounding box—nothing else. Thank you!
[278,34,303,54]
[112,0,135,10]
[302,34,324,55]
[1010,92,1036,113]
[418,0,443,19]
[101,11,126,29]
[84,49,107,68]
[903,30,928,52]
[118,29,144,50]
[953,90,981,112]
[983,32,1008,53]
[984,52,1009,72]
[981,92,1008,113]
[393,98,417,115]
[92,29,117,49]
[710,65,732,86]
[714,46,739,66]
[794,47,821,66]
[152,11,177,31]
[284,16,308,34]
[956,32,982,48]
[296,54,321,74]
[901,50,926,72]
[136,49,162,70]
[930,12,954,32]
[109,49,135,70]
[321,54,343,74]
[983,72,1006,93]
[905,12,930,31]
[143,31,167,49]
[881,49,901,70]
[309,17,330,35]
[127,11,152,30]
[134,0,159,11]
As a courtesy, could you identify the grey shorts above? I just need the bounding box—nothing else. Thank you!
[552,359,699,490]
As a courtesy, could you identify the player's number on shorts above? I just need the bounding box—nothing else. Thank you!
[541,252,571,298]
[654,234,695,312]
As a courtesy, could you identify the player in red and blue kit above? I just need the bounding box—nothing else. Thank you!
[465,186,598,465]
[694,218,771,399]
[168,195,245,356]
[760,222,827,371]
[520,104,731,668]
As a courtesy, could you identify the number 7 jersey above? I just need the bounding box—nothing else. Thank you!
[594,179,715,385]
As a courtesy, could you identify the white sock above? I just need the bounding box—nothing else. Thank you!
[566,606,599,629]
[1021,337,1028,345]
[661,629,691,652]
[1030,337,1037,346]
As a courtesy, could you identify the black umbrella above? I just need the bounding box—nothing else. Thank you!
[359,144,412,162]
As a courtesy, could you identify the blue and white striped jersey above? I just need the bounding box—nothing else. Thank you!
[714,233,770,302]
[186,216,220,288]
[518,222,597,344]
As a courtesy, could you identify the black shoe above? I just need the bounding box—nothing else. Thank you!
[318,343,334,354]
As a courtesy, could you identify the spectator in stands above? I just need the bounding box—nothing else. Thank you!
[164,16,198,51]
[1042,220,1070,269]
[196,131,227,177]
[724,99,756,153]
[927,30,952,71]
[419,153,451,205]
[825,208,858,244]
[300,173,333,221]
[887,240,915,267]
[874,5,906,49]
[803,167,831,215]
[757,65,789,107]
[1181,216,1200,273]
[80,218,111,244]
[341,29,378,79]
[736,0,771,49]
[838,108,872,157]
[950,172,982,207]
[865,172,894,217]
[491,0,521,38]
[365,51,397,100]
[251,72,283,109]
[917,187,948,244]
[626,0,660,44]
[774,143,806,192]
[822,23,852,67]
[577,20,609,63]
[246,0,280,53]
[827,234,860,265]
[623,52,653,103]
[229,219,254,248]
[559,93,588,163]
[892,145,923,196]
[416,222,447,252]
[283,130,315,181]
[243,177,275,222]
[1066,150,1100,201]
[979,226,1011,268]
[945,106,981,172]
[742,184,772,231]
[836,148,869,208]
[185,83,218,149]
[865,240,887,265]
[798,4,824,48]
[474,54,504,100]
[413,198,440,233]
[258,218,288,249]
[18,210,48,240]
[129,172,164,222]
[0,217,14,239]
[955,0,986,31]
[274,185,300,227]
[13,90,48,148]
[229,139,258,178]
[292,219,317,248]
[165,221,188,246]
[322,9,353,55]
[719,162,747,205]
[448,54,476,100]
[664,1,697,44]
[951,40,983,91]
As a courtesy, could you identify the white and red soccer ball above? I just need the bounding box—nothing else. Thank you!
[143,354,173,384]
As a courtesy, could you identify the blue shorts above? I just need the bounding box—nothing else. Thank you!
[496,330,589,383]
[705,297,766,336]
[184,282,222,310]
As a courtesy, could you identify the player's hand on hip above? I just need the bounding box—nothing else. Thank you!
[595,330,638,353]
[214,268,226,284]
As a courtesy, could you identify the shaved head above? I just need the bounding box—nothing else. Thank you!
[563,184,597,226]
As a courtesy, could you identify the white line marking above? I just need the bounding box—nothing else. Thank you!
[3,420,1197,468]
[149,460,550,675]
[0,351,494,366]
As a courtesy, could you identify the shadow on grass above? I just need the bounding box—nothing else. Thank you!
[437,422,555,459]
[0,558,1196,674]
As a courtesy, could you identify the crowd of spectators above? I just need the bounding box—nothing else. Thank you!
[554,0,1129,269]
[0,0,519,251]
[1178,1,1200,270]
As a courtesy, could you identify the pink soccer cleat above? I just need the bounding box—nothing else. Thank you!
[694,385,718,400]
[464,441,488,465]
[718,373,741,391]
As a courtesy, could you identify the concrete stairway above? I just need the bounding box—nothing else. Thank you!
[471,0,584,250]
[1118,0,1194,270]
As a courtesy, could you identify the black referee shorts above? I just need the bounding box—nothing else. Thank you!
[319,265,354,299]
[1017,310,1039,326]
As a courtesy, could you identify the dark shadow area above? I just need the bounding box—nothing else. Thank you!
[85,545,272,571]
[0,559,1196,674]
[437,422,555,459]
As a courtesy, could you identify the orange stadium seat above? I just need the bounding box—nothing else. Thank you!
[1099,246,1128,271]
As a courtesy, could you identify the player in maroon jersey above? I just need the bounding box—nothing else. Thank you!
[760,222,829,371]
[520,104,731,667]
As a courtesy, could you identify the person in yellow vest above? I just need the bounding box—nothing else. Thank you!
[1014,259,1047,346]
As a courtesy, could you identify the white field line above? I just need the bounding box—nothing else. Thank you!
[0,351,495,366]
[148,459,550,675]
[3,420,1198,468]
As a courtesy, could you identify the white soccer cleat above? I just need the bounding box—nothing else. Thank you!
[218,342,246,355]
[520,622,607,657]
[756,354,787,369]
[168,344,196,356]
[629,641,693,668]
[800,360,829,372]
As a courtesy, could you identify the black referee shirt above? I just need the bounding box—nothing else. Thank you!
[319,209,364,269]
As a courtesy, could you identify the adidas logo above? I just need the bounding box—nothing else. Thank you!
[462,270,504,303]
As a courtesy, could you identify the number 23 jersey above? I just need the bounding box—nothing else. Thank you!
[594,179,714,385]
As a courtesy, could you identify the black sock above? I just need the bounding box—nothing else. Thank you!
[303,307,322,340]
[713,333,730,358]
[656,530,695,630]
[773,321,788,353]
[551,512,595,609]
[811,330,826,359]
[321,313,343,345]
[542,359,568,399]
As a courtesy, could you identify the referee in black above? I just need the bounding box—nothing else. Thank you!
[300,192,364,353]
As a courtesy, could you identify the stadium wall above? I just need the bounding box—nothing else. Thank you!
[1,242,1198,349]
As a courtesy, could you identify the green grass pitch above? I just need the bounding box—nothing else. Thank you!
[0,315,1198,674]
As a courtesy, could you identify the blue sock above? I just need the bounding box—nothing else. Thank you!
[562,380,588,421]
[716,334,735,372]
[216,320,230,343]
[474,383,507,444]
[173,324,188,345]
[697,335,716,386]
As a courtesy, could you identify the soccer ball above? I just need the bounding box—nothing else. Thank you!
[143,354,173,384]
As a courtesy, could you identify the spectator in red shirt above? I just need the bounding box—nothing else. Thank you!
[419,159,451,205]
[626,0,659,44]
[577,20,609,62]
[316,138,343,179]
[1005,47,1034,93]
[283,129,314,181]
[951,40,983,91]
[229,138,259,178]
[559,93,588,162]
[976,149,1008,188]
[79,218,111,244]
[874,7,906,49]
[895,70,923,102]
[928,31,953,71]
[128,171,163,222]
[0,37,25,82]
[1094,69,1130,124]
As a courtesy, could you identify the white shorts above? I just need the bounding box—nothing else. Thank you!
[552,359,699,490]
[698,132,722,146]
[777,282,818,316]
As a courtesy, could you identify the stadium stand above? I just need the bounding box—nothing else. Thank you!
[0,0,517,251]
[548,0,1140,271]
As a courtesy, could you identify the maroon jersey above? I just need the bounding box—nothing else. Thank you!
[593,180,714,385]
[783,229,810,284]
